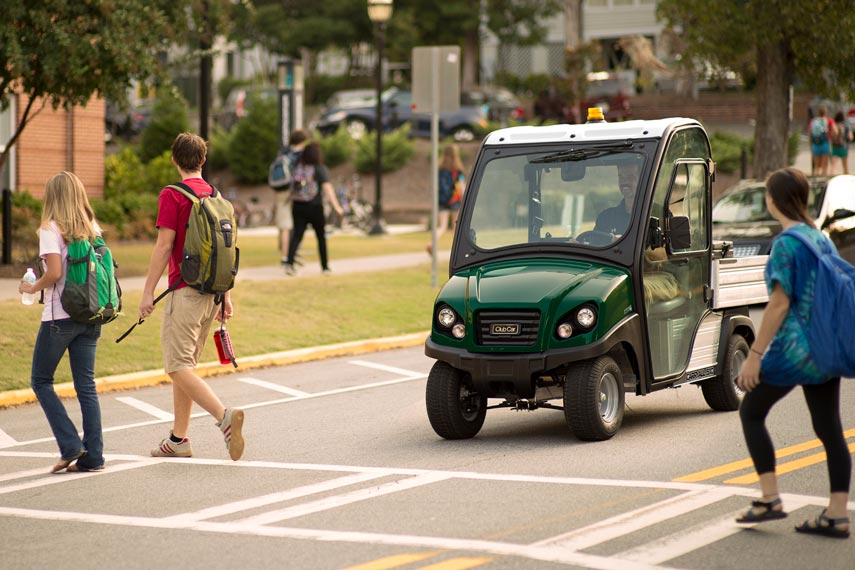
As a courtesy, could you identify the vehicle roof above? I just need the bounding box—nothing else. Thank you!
[483,117,701,146]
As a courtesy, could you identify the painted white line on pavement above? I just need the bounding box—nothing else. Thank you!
[116,397,174,421]
[618,511,752,564]
[0,506,672,570]
[0,428,17,448]
[237,473,453,526]
[348,360,427,379]
[237,377,309,397]
[165,471,388,523]
[0,460,154,495]
[0,467,58,483]
[531,488,733,551]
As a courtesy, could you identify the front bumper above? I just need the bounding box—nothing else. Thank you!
[425,314,642,398]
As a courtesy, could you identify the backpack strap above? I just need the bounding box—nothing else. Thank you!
[167,181,218,201]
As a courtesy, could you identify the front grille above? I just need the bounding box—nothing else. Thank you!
[476,310,541,346]
[733,244,762,257]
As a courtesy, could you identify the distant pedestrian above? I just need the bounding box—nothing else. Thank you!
[427,143,465,255]
[139,132,245,461]
[274,129,308,267]
[20,172,105,473]
[735,167,850,539]
[284,142,343,275]
[809,104,836,176]
[830,111,852,175]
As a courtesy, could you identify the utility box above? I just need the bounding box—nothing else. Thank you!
[412,46,460,114]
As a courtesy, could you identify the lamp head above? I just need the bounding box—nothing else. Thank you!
[367,0,393,23]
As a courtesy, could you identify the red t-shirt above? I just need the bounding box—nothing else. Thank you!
[156,177,213,289]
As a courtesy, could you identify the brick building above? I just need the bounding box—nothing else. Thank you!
[1,94,105,198]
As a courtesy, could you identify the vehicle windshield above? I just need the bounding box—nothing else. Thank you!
[712,182,825,223]
[465,149,646,250]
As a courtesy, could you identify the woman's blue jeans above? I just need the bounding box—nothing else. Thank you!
[30,319,103,468]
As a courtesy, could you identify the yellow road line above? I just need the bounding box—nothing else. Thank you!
[673,428,855,483]
[418,558,493,570]
[724,442,855,485]
[342,552,438,570]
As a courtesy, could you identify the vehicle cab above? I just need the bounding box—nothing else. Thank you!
[425,110,762,441]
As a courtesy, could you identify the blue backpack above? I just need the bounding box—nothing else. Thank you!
[783,228,855,378]
[438,169,456,204]
[810,117,829,145]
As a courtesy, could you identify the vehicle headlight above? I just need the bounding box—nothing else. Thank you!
[576,307,596,329]
[437,306,456,328]
[556,322,573,339]
[452,323,466,339]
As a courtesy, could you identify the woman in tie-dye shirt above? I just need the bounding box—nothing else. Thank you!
[734,167,850,539]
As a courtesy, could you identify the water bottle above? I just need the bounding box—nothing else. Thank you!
[21,268,37,305]
[214,326,237,367]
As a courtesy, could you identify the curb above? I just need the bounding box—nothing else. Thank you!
[0,331,429,409]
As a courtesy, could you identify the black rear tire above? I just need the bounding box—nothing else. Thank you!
[564,356,624,441]
[426,361,486,439]
[701,334,747,411]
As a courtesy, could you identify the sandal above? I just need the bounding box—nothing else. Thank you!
[795,509,850,539]
[736,497,788,523]
[50,450,86,474]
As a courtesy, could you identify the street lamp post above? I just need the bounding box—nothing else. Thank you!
[367,0,393,235]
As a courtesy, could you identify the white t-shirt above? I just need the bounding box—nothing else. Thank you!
[38,222,71,321]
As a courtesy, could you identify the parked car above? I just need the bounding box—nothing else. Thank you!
[314,88,487,142]
[323,89,376,111]
[215,86,277,131]
[578,72,631,122]
[462,86,526,123]
[105,100,152,140]
[712,175,855,263]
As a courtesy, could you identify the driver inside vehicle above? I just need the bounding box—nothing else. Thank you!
[593,161,642,236]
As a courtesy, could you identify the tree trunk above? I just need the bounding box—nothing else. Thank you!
[563,0,582,50]
[462,29,479,91]
[752,41,793,179]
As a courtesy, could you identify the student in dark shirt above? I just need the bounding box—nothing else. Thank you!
[594,161,641,236]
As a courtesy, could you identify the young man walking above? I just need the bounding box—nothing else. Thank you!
[139,132,245,461]
[275,129,309,268]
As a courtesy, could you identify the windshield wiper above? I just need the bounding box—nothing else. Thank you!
[530,142,634,164]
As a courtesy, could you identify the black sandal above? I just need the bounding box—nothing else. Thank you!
[795,509,850,539]
[736,497,788,523]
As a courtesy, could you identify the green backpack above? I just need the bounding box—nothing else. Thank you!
[167,182,239,297]
[60,235,122,324]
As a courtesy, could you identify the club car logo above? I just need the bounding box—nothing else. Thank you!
[491,323,520,335]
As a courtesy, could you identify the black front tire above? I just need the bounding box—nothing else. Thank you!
[426,361,487,440]
[701,334,747,411]
[564,356,625,441]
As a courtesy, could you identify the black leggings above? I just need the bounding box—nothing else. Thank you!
[287,201,328,270]
[739,378,850,493]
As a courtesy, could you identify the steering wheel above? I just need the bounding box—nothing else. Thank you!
[575,230,615,247]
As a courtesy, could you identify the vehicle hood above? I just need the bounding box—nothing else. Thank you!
[712,220,781,240]
[442,258,630,310]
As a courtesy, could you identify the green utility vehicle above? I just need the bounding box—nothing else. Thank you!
[425,113,768,441]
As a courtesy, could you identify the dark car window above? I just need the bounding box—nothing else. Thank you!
[712,186,771,223]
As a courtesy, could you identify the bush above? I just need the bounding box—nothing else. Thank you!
[226,93,279,183]
[317,125,354,168]
[493,72,552,98]
[217,77,251,106]
[138,86,190,163]
[710,131,749,175]
[207,126,235,172]
[102,147,173,239]
[354,125,415,174]
[2,190,43,261]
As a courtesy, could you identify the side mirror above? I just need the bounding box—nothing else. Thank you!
[822,208,855,229]
[648,217,664,249]
[668,215,692,251]
[561,162,586,181]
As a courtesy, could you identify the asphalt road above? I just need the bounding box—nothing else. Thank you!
[1,307,854,570]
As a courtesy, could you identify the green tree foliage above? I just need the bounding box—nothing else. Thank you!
[318,125,355,169]
[138,87,190,163]
[0,0,190,174]
[226,94,278,183]
[657,0,855,177]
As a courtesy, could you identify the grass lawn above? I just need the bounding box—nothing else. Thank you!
[1,264,443,392]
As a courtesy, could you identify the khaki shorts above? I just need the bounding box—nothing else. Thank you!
[274,191,293,230]
[161,287,219,374]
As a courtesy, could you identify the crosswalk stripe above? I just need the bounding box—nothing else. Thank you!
[237,377,309,396]
[0,428,17,448]
[417,557,493,570]
[115,397,173,421]
[349,360,427,378]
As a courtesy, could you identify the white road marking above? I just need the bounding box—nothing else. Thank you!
[531,488,734,550]
[0,460,153,495]
[0,467,58,483]
[165,471,388,522]
[237,473,453,525]
[115,397,174,420]
[237,377,309,396]
[348,360,427,379]
[0,428,17,448]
